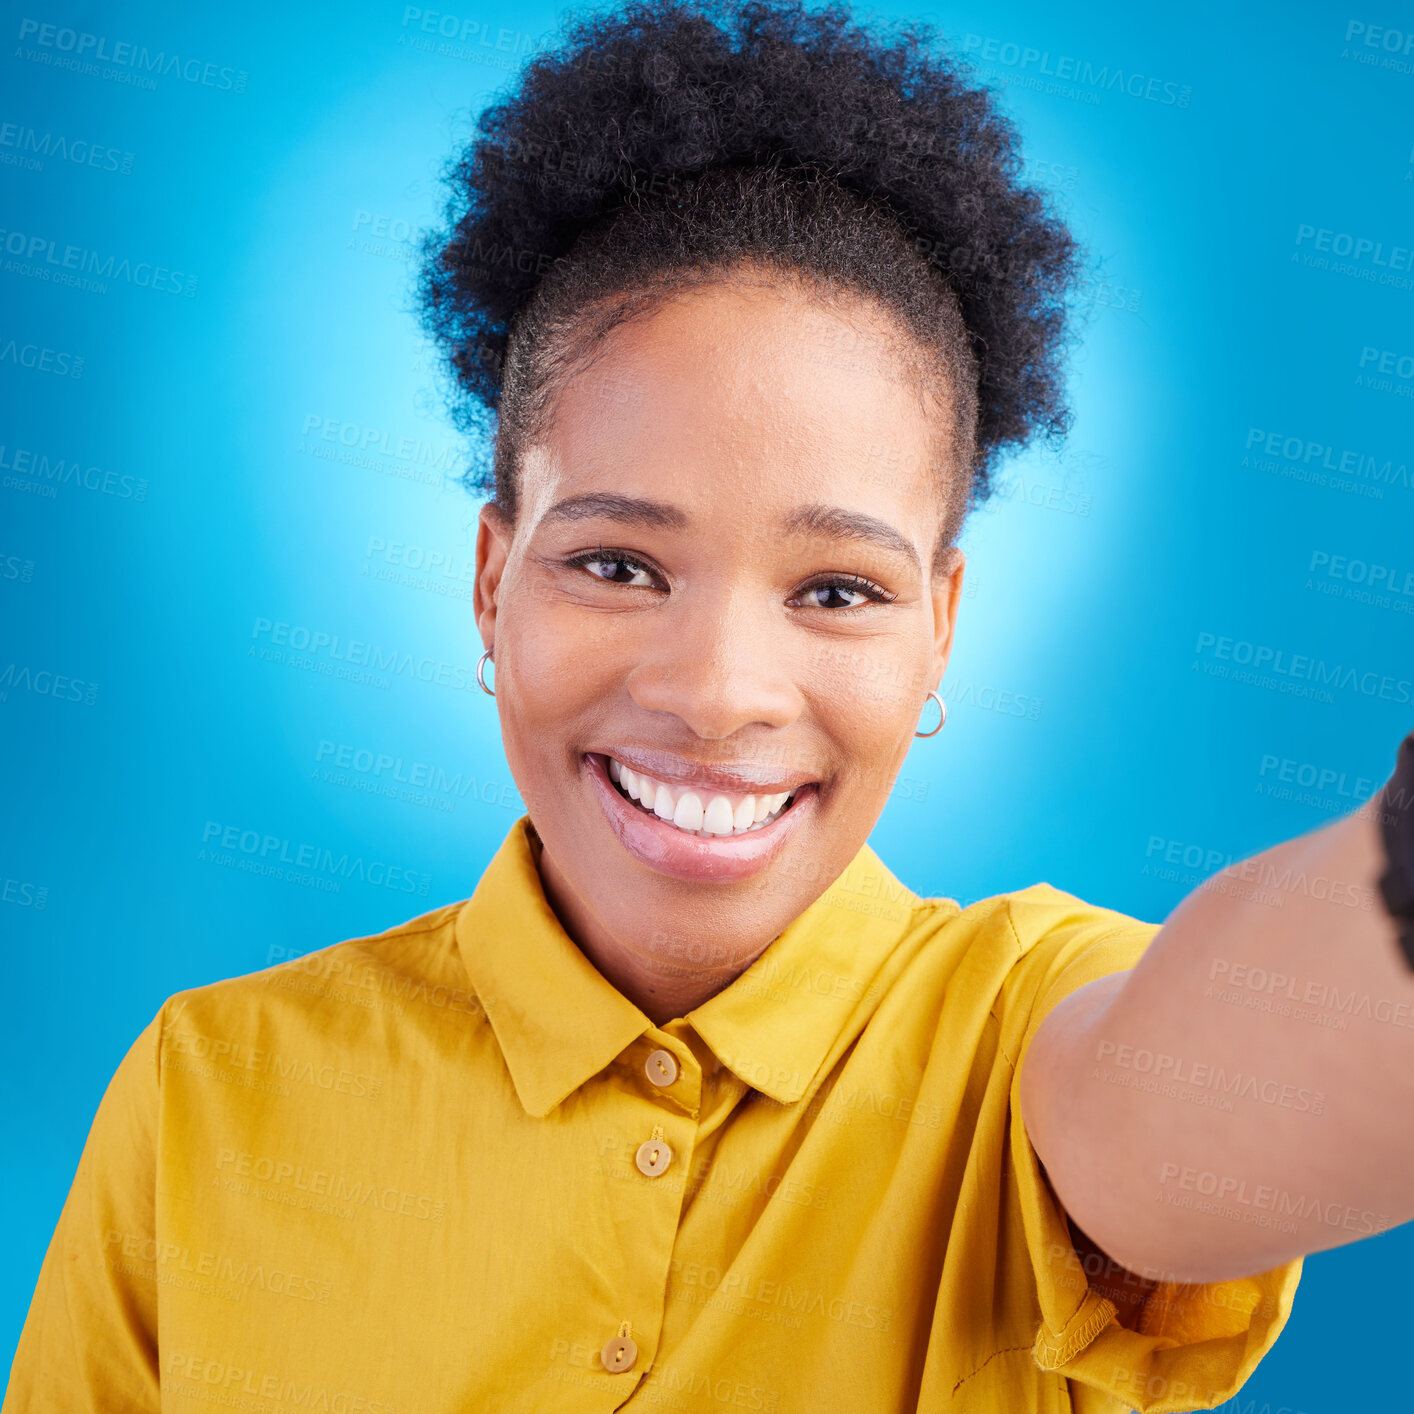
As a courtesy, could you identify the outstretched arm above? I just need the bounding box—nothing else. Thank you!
[1021,734,1414,1284]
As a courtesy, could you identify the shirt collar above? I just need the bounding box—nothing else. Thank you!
[686,840,924,1102]
[455,815,925,1116]
[455,817,651,1118]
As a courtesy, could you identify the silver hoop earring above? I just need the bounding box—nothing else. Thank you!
[915,689,946,738]
[476,647,495,697]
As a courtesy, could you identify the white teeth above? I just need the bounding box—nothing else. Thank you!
[604,757,798,838]
[703,796,735,836]
[672,791,704,831]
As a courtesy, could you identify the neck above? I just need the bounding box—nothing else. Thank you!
[535,842,763,1025]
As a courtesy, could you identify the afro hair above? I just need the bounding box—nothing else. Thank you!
[417,0,1083,546]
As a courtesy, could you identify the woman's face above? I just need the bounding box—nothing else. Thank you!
[474,275,966,1004]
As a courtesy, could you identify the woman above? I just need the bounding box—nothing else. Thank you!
[6,0,1414,1410]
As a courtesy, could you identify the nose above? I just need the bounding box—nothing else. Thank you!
[625,590,803,739]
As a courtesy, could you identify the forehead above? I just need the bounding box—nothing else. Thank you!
[517,278,948,528]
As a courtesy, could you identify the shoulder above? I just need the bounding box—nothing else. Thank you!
[896,882,1159,1024]
[906,880,1156,959]
[154,898,478,1051]
[999,882,1160,953]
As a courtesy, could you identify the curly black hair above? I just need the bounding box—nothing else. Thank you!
[416,0,1082,554]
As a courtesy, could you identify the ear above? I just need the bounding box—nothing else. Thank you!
[928,545,966,691]
[474,501,514,652]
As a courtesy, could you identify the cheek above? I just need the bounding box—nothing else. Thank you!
[818,651,925,732]
[811,651,925,794]
[496,598,621,747]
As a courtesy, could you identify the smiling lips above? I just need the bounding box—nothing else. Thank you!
[584,751,817,882]
[607,755,796,838]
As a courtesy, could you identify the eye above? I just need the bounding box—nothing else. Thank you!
[563,547,659,588]
[791,574,898,611]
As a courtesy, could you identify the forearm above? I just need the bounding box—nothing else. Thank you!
[1023,785,1414,1284]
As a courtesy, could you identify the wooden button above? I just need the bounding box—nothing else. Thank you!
[645,1049,678,1087]
[601,1334,638,1372]
[635,1137,672,1177]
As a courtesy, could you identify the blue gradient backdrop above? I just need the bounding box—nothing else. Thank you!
[4,2,1413,1406]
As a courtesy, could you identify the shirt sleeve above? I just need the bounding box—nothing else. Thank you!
[1005,905,1303,1414]
[3,1001,173,1413]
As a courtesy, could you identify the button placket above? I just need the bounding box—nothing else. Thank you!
[645,1048,678,1087]
[589,1038,700,1391]
[601,1320,638,1373]
[635,1124,672,1177]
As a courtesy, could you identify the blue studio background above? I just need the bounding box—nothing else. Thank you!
[3,0,1413,1405]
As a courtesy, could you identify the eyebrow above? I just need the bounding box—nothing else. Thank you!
[540,493,920,574]
[540,493,688,532]
[782,503,921,574]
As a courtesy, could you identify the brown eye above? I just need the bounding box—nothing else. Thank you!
[791,574,897,610]
[564,550,658,588]
[801,584,873,609]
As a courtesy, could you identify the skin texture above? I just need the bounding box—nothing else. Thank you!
[473,270,964,1024]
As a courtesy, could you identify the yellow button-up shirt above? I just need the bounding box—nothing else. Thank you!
[4,817,1300,1412]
